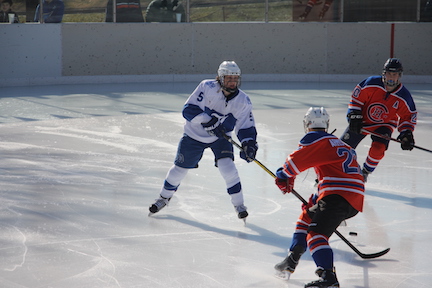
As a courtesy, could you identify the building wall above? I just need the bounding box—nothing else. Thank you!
[1,22,431,86]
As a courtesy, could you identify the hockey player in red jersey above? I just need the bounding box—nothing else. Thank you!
[299,0,334,20]
[341,58,417,182]
[274,107,364,288]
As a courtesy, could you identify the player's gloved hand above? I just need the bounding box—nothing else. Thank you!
[275,168,295,194]
[240,140,258,162]
[397,130,415,150]
[347,110,363,134]
[201,116,226,138]
[302,193,318,211]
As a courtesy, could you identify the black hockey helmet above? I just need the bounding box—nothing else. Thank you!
[383,58,403,73]
[382,58,403,87]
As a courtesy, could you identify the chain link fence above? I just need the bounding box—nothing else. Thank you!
[7,0,432,23]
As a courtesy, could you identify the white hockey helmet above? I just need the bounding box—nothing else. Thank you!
[217,61,241,92]
[303,107,330,133]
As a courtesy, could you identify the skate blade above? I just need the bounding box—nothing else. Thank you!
[274,270,291,280]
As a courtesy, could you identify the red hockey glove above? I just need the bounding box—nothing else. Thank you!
[275,176,295,194]
[302,193,318,211]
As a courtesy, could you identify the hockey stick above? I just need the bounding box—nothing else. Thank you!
[223,134,390,259]
[361,128,432,153]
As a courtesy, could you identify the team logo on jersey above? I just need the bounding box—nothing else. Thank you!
[367,103,388,123]
[205,81,216,88]
[246,96,252,104]
[175,153,184,164]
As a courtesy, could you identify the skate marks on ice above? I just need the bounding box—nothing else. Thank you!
[0,224,28,272]
[0,82,430,287]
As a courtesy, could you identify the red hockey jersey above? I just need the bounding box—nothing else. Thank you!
[281,131,365,212]
[348,76,417,133]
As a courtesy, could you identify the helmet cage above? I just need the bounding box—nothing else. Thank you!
[217,61,241,93]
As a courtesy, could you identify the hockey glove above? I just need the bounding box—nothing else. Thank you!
[302,193,318,211]
[347,110,363,134]
[201,116,226,138]
[275,168,295,194]
[240,140,258,162]
[397,130,415,151]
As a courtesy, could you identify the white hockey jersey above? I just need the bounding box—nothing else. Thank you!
[182,79,257,144]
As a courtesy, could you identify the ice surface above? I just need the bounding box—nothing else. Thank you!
[0,81,431,287]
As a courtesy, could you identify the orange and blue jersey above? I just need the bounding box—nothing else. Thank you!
[348,76,417,133]
[279,131,365,212]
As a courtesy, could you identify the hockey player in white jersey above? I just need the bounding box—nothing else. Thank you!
[149,61,258,220]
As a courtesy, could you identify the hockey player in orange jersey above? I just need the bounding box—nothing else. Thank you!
[274,107,365,288]
[298,0,334,20]
[341,58,417,182]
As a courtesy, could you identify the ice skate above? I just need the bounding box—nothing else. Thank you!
[274,246,303,280]
[274,255,296,280]
[304,267,339,288]
[299,6,312,20]
[318,10,326,19]
[361,167,371,182]
[318,6,329,19]
[274,269,293,280]
[148,196,171,216]
[299,12,309,20]
[235,204,248,222]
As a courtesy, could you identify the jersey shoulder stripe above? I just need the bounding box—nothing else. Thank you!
[394,85,416,111]
[360,76,384,88]
[300,131,333,146]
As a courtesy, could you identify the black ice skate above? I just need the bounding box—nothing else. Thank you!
[304,267,339,288]
[299,12,309,20]
[318,10,326,19]
[148,196,171,216]
[235,204,248,221]
[299,6,312,20]
[318,6,329,19]
[274,245,304,280]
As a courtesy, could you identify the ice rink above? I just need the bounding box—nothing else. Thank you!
[0,79,431,288]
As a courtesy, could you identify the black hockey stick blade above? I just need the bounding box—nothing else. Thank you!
[223,133,391,259]
[360,248,390,259]
[335,230,390,259]
[297,191,390,259]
